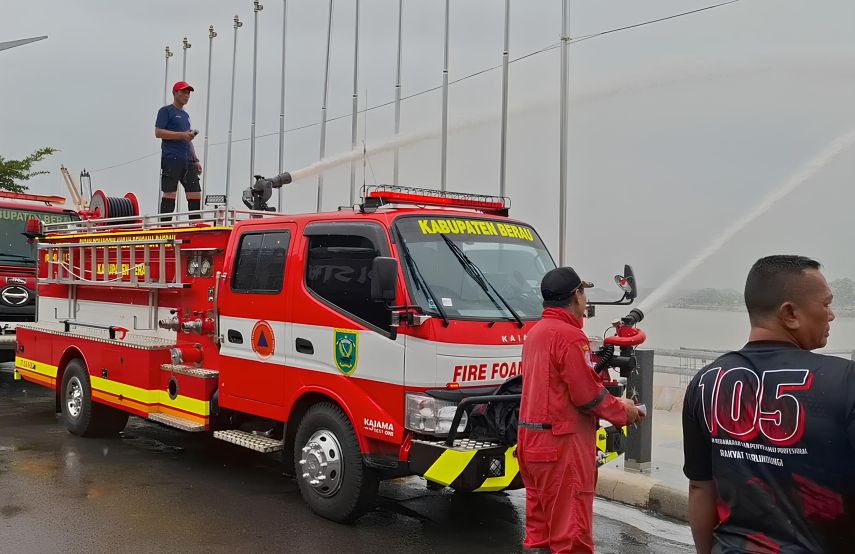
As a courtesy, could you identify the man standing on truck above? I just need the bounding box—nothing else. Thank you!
[683,255,855,553]
[518,266,643,553]
[155,81,202,220]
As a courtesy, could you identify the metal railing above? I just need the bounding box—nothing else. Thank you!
[654,347,855,377]
[41,206,289,236]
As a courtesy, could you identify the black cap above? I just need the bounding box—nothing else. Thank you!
[541,267,594,307]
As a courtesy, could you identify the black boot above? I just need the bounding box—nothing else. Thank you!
[188,199,201,220]
[159,197,176,223]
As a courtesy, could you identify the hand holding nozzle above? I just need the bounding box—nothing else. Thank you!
[622,398,646,425]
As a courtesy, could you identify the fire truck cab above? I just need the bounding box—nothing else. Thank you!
[15,186,638,522]
[0,191,78,361]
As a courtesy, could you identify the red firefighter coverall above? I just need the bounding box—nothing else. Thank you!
[518,307,629,553]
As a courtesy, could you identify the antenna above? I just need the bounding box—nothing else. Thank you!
[362,89,367,193]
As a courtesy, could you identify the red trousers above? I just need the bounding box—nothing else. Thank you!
[518,428,597,554]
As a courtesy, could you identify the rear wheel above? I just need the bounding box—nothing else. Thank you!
[60,359,128,437]
[294,403,378,522]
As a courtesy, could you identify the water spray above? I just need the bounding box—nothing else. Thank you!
[637,127,855,316]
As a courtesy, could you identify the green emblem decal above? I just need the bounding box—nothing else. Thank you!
[334,328,359,375]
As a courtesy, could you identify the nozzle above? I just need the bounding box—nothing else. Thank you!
[254,171,292,190]
[621,308,644,326]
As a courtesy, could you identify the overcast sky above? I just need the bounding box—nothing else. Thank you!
[2,0,855,297]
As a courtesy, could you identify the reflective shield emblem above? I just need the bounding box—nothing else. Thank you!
[334,329,359,375]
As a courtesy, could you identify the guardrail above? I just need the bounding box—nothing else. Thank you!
[653,348,855,377]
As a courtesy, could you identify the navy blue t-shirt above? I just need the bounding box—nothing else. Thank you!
[155,104,193,160]
[683,341,855,553]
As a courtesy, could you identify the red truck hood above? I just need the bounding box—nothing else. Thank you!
[0,263,36,290]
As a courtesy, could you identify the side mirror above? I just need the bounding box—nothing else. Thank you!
[371,257,399,303]
[614,264,637,300]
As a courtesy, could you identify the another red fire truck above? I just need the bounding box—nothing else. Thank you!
[15,183,644,522]
[0,191,78,361]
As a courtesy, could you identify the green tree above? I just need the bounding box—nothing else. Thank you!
[0,147,58,193]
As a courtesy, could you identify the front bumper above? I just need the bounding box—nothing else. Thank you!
[596,424,627,466]
[410,438,523,492]
[410,423,627,492]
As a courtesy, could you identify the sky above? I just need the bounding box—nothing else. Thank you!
[2,0,855,298]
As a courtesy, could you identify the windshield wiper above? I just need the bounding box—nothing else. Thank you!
[439,234,524,328]
[395,230,449,327]
[0,253,35,263]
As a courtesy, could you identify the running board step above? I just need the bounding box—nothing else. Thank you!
[160,364,219,379]
[148,412,206,432]
[213,430,284,453]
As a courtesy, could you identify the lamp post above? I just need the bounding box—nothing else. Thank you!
[225,15,244,207]
[201,25,217,203]
[392,0,403,186]
[162,46,173,105]
[159,46,174,211]
[317,0,333,212]
[558,0,570,265]
[178,37,191,214]
[181,36,191,79]
[440,0,450,191]
[499,0,510,197]
[349,0,360,205]
[277,0,289,212]
[250,0,264,186]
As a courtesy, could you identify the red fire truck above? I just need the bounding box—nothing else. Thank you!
[15,183,644,522]
[0,191,78,361]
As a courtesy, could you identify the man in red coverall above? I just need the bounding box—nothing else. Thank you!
[519,266,643,553]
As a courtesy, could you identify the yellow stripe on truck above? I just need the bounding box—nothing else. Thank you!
[90,376,210,416]
[15,356,59,379]
[15,357,208,417]
[475,446,519,492]
[423,448,478,487]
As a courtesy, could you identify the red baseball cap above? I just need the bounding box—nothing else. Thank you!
[172,81,194,93]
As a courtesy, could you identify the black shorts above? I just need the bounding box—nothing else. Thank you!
[161,157,201,194]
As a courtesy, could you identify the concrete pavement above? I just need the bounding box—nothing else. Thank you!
[597,407,690,522]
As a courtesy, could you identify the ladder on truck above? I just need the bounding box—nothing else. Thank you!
[39,236,187,331]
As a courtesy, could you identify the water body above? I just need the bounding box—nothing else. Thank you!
[588,305,855,353]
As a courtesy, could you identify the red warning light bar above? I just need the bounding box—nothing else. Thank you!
[363,186,510,216]
[0,191,66,205]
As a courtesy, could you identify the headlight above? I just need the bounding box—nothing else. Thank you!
[405,393,468,437]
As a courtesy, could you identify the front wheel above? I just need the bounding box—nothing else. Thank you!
[294,403,378,522]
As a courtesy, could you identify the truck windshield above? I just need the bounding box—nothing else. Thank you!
[395,216,556,320]
[0,208,76,263]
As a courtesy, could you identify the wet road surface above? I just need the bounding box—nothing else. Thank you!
[0,366,693,553]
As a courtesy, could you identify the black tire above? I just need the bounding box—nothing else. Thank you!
[293,403,378,522]
[60,359,128,437]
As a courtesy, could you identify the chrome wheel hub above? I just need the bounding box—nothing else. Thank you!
[298,429,343,497]
[66,376,83,419]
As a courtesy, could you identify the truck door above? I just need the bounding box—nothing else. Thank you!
[218,225,295,406]
[290,222,405,423]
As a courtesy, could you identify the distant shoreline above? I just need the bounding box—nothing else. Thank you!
[665,305,855,318]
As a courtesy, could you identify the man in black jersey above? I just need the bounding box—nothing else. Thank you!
[683,255,855,553]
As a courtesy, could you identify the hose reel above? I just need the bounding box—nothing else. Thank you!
[88,190,140,220]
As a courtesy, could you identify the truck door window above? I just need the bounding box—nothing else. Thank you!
[232,231,290,293]
[305,234,391,332]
